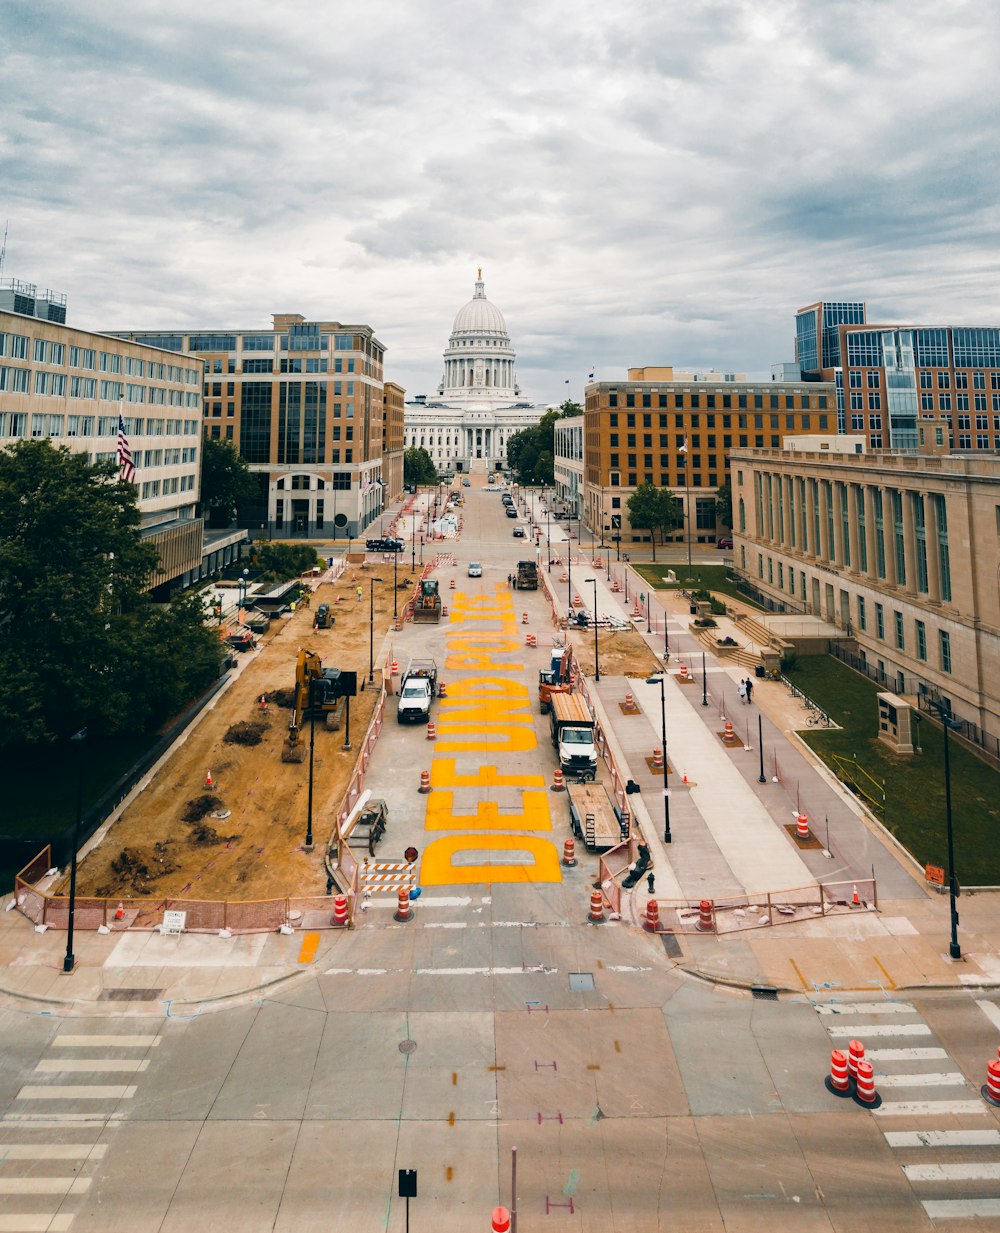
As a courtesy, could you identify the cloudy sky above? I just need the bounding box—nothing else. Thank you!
[4,0,1000,405]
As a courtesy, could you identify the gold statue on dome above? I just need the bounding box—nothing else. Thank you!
[477,267,482,278]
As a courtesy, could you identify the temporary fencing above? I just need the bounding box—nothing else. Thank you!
[663,879,877,935]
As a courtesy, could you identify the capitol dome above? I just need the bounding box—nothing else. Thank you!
[438,270,520,404]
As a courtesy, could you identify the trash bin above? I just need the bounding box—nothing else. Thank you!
[690,605,697,615]
[755,664,766,679]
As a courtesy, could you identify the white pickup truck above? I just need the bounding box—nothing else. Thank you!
[397,658,438,724]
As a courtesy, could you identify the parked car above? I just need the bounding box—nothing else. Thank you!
[716,535,733,549]
[505,507,517,518]
[462,478,471,487]
[513,527,525,538]
[468,561,482,577]
[366,537,405,552]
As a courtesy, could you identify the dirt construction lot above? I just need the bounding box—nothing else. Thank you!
[71,564,410,902]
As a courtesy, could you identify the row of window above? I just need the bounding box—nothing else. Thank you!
[0,412,198,440]
[2,364,199,406]
[0,333,198,382]
[138,474,196,498]
[606,392,830,411]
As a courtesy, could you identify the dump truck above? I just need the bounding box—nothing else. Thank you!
[515,560,538,590]
[282,649,354,762]
[549,692,598,782]
[398,658,438,723]
[539,646,571,713]
[413,578,442,623]
[314,603,334,629]
[566,781,629,852]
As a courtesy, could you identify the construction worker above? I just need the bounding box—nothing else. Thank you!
[356,586,363,602]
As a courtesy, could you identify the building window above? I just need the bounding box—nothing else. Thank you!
[857,595,867,631]
[939,629,952,673]
[894,610,904,649]
[916,620,927,661]
[875,602,884,639]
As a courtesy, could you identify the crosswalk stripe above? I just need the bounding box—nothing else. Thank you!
[34,1060,149,1074]
[0,1177,91,1194]
[16,1086,137,1101]
[0,1144,107,1160]
[905,1163,1000,1182]
[816,1002,916,1015]
[52,1034,160,1047]
[874,1100,988,1117]
[975,1000,1000,1034]
[0,1217,73,1232]
[866,1048,948,1061]
[878,1073,969,1088]
[922,1198,1000,1218]
[1,1114,127,1125]
[827,1023,932,1037]
[886,1131,1000,1148]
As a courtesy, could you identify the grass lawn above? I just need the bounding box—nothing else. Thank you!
[790,655,1000,886]
[632,562,764,609]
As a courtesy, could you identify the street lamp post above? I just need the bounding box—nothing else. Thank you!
[305,677,317,852]
[393,548,398,620]
[62,727,88,974]
[701,650,709,707]
[930,701,963,959]
[757,713,767,784]
[411,507,416,573]
[368,577,385,683]
[546,507,551,571]
[645,676,671,843]
[238,567,249,617]
[585,577,599,682]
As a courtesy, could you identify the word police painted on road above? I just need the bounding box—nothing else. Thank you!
[420,586,561,886]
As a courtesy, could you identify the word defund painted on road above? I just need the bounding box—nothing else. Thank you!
[420,587,561,886]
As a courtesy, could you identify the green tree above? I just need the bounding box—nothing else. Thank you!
[507,403,579,485]
[626,482,683,561]
[200,437,257,525]
[715,482,733,530]
[252,541,321,580]
[0,440,224,747]
[404,447,437,485]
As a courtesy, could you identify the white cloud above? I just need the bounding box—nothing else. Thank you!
[3,0,1000,405]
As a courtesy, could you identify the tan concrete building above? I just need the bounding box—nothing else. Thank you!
[110,314,389,540]
[730,437,1000,737]
[553,414,584,516]
[0,303,204,592]
[382,381,405,502]
[582,367,836,549]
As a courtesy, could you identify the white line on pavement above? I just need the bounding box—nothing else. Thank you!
[0,1218,73,1232]
[0,1145,107,1160]
[34,1060,149,1074]
[0,1178,91,1195]
[0,1114,127,1125]
[816,1002,916,1015]
[886,1130,1000,1148]
[874,1100,988,1117]
[922,1199,1000,1218]
[16,1086,137,1101]
[877,1073,969,1088]
[324,965,558,977]
[975,999,1000,1033]
[52,1035,161,1047]
[905,1163,1000,1182]
[827,1023,932,1036]
[866,1048,948,1061]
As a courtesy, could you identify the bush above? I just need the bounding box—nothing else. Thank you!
[780,650,800,674]
[252,541,321,581]
[693,617,717,628]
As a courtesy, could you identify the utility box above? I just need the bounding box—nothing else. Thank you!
[877,691,914,755]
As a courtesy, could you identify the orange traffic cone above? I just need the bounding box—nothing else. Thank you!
[205,770,214,789]
[115,901,124,921]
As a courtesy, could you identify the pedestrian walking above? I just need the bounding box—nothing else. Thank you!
[737,680,747,705]
[745,676,754,704]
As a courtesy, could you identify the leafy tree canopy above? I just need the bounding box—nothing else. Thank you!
[626,481,683,561]
[200,437,257,525]
[507,402,580,485]
[715,482,733,530]
[0,440,225,748]
[404,447,437,485]
[251,541,321,581]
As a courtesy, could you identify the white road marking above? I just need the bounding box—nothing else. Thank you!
[0,1218,73,1232]
[52,1035,160,1047]
[975,999,1000,1033]
[34,1060,149,1074]
[0,1114,126,1125]
[16,1086,137,1101]
[422,923,468,930]
[866,1048,948,1061]
[827,1023,932,1037]
[874,1100,988,1117]
[905,1163,1000,1182]
[877,1072,969,1088]
[922,1198,1000,1218]
[886,1130,1000,1148]
[324,965,558,977]
[816,1002,916,1015]
[0,1177,91,1194]
[0,1144,107,1159]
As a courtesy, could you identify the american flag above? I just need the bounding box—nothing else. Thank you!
[117,414,136,484]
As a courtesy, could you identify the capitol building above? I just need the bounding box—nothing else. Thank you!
[404,271,548,476]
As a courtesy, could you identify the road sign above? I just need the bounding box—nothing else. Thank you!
[398,1169,417,1198]
[925,864,945,885]
[404,846,419,864]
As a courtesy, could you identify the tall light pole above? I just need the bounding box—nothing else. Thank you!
[237,567,249,618]
[62,727,87,974]
[392,547,398,619]
[585,577,599,681]
[645,676,671,843]
[368,577,385,683]
[930,701,963,959]
[305,676,317,852]
[546,506,552,571]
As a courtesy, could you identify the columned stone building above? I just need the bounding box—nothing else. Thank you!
[730,425,1000,739]
[405,272,547,475]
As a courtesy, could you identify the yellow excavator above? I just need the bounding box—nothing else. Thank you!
[413,578,442,623]
[281,649,347,762]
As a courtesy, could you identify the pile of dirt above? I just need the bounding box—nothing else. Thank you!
[570,628,662,678]
[223,721,268,746]
[94,842,179,897]
[181,794,224,823]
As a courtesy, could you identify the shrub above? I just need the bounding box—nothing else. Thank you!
[780,649,800,674]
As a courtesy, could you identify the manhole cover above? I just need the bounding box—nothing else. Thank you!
[568,972,595,992]
[399,1039,417,1054]
[211,809,232,820]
